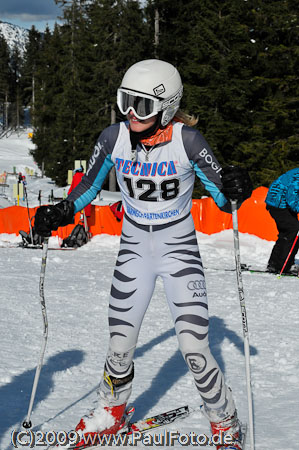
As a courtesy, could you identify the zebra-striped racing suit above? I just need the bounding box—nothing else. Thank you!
[67,120,237,422]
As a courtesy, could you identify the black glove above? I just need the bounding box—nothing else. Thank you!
[221,166,253,202]
[34,200,75,237]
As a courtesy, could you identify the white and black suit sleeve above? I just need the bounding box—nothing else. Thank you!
[182,126,232,213]
[67,124,120,214]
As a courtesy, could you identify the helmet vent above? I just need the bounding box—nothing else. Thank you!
[153,84,165,96]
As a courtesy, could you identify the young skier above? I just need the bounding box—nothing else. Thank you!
[34,59,252,449]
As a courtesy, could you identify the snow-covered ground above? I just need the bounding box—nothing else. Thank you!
[0,131,298,450]
[0,130,120,209]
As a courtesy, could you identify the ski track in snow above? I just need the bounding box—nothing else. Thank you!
[0,132,299,449]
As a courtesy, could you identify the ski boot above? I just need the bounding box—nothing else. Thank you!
[210,411,243,450]
[74,368,134,447]
[287,263,299,276]
[266,263,279,274]
[75,402,127,442]
[19,229,44,248]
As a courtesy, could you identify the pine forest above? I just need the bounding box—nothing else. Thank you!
[0,0,298,194]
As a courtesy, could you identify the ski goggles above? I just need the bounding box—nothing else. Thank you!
[117,88,163,120]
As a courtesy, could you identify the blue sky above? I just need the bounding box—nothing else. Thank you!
[0,0,62,31]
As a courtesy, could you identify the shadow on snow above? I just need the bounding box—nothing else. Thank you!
[1,316,258,445]
[133,316,257,420]
[0,349,84,449]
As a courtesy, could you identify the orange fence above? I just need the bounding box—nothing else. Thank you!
[191,186,278,240]
[0,187,278,241]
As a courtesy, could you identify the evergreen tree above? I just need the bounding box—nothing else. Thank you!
[27,0,298,189]
[9,45,23,129]
[0,34,11,129]
[242,0,299,186]
[146,0,298,191]
[32,3,93,185]
[115,0,151,89]
[145,0,256,196]
[20,26,42,121]
[31,26,65,180]
[87,0,148,127]
[36,0,149,186]
[53,0,90,182]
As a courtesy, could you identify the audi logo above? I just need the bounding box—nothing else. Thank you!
[187,280,206,290]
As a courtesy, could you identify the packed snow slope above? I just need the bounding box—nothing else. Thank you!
[0,132,298,450]
[0,130,120,209]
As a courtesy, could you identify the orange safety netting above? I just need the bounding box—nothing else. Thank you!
[0,187,279,241]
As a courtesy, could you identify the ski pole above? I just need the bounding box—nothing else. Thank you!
[230,200,255,450]
[83,210,88,233]
[82,210,90,239]
[23,237,49,429]
[23,182,34,245]
[279,231,299,276]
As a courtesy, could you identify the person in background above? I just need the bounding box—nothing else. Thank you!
[265,168,299,274]
[34,59,252,450]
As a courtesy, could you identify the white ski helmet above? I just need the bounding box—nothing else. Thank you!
[117,59,183,126]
